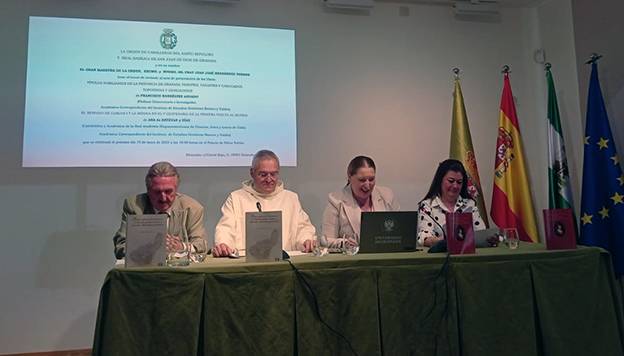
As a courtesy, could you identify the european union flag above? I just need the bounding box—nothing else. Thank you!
[580,62,624,278]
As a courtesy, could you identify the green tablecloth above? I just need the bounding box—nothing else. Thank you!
[93,244,624,356]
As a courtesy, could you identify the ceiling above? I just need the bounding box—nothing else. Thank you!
[375,0,547,8]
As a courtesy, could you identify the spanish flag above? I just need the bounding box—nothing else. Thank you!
[450,76,489,227]
[491,73,539,242]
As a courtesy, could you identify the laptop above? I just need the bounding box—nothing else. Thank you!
[359,211,418,253]
[474,228,500,247]
[428,227,500,254]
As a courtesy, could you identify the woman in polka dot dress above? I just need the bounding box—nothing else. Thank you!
[417,159,486,248]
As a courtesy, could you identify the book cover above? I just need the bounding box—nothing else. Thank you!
[445,212,475,255]
[543,209,577,250]
[245,211,283,262]
[125,214,168,267]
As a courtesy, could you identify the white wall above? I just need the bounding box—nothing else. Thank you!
[571,0,624,165]
[0,0,579,353]
[533,0,584,213]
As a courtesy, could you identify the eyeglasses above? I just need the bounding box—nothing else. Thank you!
[258,172,278,179]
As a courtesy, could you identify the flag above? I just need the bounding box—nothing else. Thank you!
[450,76,489,227]
[546,69,576,214]
[491,73,539,242]
[580,62,624,278]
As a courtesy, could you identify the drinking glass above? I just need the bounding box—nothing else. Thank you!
[167,210,190,266]
[309,235,327,257]
[190,238,208,263]
[312,245,328,257]
[343,233,360,255]
[503,228,520,250]
[318,234,330,248]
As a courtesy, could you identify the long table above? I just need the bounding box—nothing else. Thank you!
[92,244,624,356]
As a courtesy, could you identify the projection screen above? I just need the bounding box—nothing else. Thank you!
[23,16,297,167]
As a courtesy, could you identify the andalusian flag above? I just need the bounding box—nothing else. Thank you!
[580,62,624,278]
[491,73,539,242]
[546,69,576,211]
[450,76,489,227]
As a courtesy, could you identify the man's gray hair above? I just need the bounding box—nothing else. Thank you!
[251,149,280,170]
[145,161,180,189]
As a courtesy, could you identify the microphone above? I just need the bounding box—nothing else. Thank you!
[254,200,288,260]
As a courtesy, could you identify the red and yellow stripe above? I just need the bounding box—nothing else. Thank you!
[491,75,539,242]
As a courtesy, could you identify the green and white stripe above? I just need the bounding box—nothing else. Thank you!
[546,70,574,210]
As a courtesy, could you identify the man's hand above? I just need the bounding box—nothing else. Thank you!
[301,239,318,253]
[166,234,184,251]
[212,243,233,257]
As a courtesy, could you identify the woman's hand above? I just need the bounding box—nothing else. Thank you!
[487,233,502,247]
[424,236,444,247]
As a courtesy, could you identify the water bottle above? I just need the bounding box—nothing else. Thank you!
[167,210,190,266]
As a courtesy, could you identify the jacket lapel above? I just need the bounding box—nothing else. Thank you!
[371,188,385,211]
[140,193,154,214]
[341,186,360,234]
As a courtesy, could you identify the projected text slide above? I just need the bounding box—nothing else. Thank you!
[23,17,296,167]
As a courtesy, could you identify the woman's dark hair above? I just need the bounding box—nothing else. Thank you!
[423,159,471,201]
[346,156,376,186]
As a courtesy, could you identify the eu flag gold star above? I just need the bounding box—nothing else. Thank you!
[597,137,609,149]
[584,136,590,145]
[618,175,624,186]
[599,206,610,219]
[581,212,593,225]
[611,192,624,205]
[612,155,620,165]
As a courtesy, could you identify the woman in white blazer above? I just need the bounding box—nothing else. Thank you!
[320,156,400,248]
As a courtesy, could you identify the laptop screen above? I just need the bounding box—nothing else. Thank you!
[359,211,418,253]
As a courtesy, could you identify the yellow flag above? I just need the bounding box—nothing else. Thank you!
[450,77,489,227]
